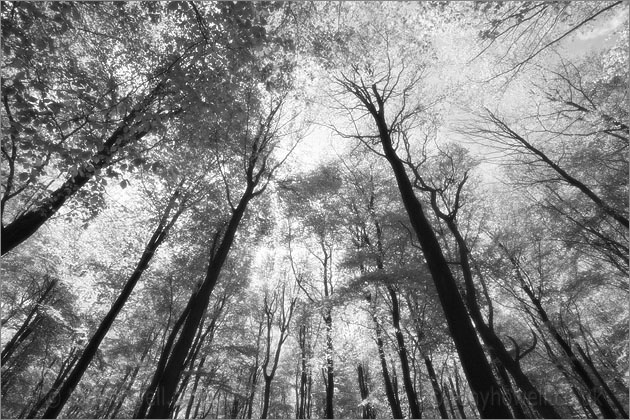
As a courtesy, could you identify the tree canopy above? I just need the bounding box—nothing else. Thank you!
[1,1,627,419]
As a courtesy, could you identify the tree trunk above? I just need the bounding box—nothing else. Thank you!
[387,285,422,419]
[41,192,182,419]
[144,186,254,419]
[372,313,404,419]
[448,376,467,419]
[170,312,216,418]
[323,311,334,419]
[357,363,376,419]
[261,376,273,419]
[369,99,511,418]
[576,343,628,418]
[111,364,142,419]
[441,215,560,419]
[391,363,403,414]
[522,284,618,419]
[296,324,312,419]
[444,381,457,418]
[1,82,167,255]
[2,277,57,365]
[246,322,263,419]
[184,355,206,419]
[425,356,449,419]
[491,358,527,419]
[572,386,598,419]
[24,348,79,418]
[109,337,159,418]
[134,297,194,418]
[103,366,134,418]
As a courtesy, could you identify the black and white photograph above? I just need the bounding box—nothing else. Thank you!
[1,2,628,418]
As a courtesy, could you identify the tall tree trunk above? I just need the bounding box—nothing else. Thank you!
[448,376,467,419]
[111,363,142,419]
[0,82,168,255]
[246,321,264,419]
[371,312,404,419]
[520,282,618,419]
[444,381,457,418]
[369,100,511,418]
[387,285,422,419]
[2,277,57,365]
[323,311,334,419]
[90,379,112,418]
[357,362,376,419]
[491,357,527,419]
[296,324,311,419]
[103,367,134,418]
[576,343,629,418]
[144,186,254,419]
[41,192,182,419]
[307,371,313,418]
[572,386,598,419]
[260,286,295,419]
[425,356,449,419]
[261,376,273,419]
[24,348,80,419]
[439,214,560,419]
[134,298,194,418]
[169,311,217,418]
[110,333,157,418]
[192,385,206,420]
[391,362,402,414]
[184,356,206,419]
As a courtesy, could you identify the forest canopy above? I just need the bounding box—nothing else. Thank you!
[1,1,628,419]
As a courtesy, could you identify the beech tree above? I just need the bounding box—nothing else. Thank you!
[282,166,345,419]
[260,277,298,418]
[41,185,189,418]
[333,53,512,416]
